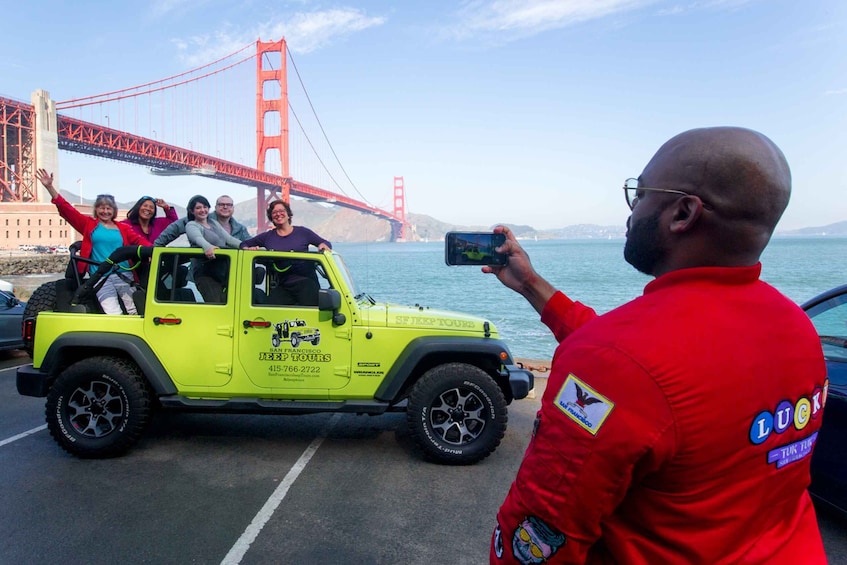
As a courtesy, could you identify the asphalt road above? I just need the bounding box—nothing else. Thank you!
[1,350,845,564]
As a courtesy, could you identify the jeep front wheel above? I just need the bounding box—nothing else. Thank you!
[45,356,152,458]
[407,362,507,465]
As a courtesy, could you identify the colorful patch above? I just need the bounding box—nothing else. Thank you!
[767,432,818,469]
[748,380,827,445]
[493,525,504,559]
[511,516,566,564]
[554,374,614,435]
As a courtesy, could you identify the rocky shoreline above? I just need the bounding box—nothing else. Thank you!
[0,254,68,276]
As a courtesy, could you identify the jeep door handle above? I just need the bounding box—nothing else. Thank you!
[153,317,182,325]
[243,320,272,329]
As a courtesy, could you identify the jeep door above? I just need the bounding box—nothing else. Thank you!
[237,252,351,396]
[143,250,236,388]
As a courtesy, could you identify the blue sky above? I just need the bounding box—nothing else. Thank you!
[3,0,845,231]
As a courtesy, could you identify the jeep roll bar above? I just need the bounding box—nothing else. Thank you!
[71,245,154,306]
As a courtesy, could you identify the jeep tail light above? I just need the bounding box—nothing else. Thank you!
[22,318,34,342]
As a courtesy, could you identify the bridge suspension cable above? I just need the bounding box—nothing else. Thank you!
[55,43,255,108]
[285,45,372,208]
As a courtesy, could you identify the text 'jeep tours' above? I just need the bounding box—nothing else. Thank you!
[17,247,533,464]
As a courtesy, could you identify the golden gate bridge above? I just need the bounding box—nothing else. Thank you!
[0,38,409,240]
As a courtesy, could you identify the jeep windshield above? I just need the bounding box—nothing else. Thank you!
[330,252,359,298]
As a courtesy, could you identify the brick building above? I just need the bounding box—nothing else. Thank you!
[0,202,92,250]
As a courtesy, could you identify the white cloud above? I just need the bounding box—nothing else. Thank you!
[173,7,385,67]
[657,0,758,16]
[824,88,847,96]
[261,8,386,54]
[151,0,208,18]
[448,0,655,39]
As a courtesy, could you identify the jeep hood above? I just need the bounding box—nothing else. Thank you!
[360,303,497,335]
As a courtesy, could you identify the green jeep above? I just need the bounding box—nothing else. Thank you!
[17,246,533,465]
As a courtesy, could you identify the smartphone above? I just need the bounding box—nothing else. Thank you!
[444,231,508,266]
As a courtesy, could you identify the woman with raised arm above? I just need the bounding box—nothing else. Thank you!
[121,195,178,245]
[36,168,147,314]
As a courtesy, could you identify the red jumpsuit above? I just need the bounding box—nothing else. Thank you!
[492,264,827,564]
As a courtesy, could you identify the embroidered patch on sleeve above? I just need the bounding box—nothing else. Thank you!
[511,516,566,564]
[554,374,614,435]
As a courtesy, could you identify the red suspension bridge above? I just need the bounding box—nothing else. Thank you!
[0,38,409,241]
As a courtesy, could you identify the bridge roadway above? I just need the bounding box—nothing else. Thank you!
[1,350,845,563]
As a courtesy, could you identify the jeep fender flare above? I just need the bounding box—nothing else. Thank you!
[40,332,178,396]
[374,336,514,402]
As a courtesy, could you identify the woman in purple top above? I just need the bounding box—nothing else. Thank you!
[121,196,178,245]
[240,199,331,253]
[240,199,331,306]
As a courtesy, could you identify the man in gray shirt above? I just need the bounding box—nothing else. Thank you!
[154,194,250,245]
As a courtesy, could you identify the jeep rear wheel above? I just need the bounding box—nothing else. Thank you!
[45,356,152,458]
[22,280,59,356]
[407,362,507,465]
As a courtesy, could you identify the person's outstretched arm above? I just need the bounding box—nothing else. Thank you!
[154,217,187,246]
[482,225,557,314]
[36,169,61,200]
[483,225,597,341]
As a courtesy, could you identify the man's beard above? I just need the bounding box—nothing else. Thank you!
[623,210,666,276]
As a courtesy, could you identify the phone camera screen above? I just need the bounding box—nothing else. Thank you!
[445,232,507,266]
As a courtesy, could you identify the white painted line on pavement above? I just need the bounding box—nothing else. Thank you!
[0,424,47,447]
[221,413,342,565]
[0,363,31,373]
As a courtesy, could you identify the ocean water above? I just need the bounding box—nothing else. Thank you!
[335,237,847,361]
[5,237,844,361]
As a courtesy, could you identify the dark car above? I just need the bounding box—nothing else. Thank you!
[0,289,26,351]
[802,284,847,515]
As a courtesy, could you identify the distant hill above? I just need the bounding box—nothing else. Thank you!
[60,189,845,242]
[778,221,847,236]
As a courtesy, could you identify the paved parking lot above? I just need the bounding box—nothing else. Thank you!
[1,351,845,563]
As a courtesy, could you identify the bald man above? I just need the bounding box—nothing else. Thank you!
[487,127,827,564]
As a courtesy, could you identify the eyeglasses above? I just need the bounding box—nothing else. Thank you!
[216,202,233,208]
[517,526,545,559]
[96,194,114,199]
[623,178,706,211]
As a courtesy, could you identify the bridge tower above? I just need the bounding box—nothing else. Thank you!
[255,38,289,232]
[392,176,407,241]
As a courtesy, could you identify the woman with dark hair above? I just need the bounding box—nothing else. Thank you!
[239,199,331,253]
[185,195,241,303]
[36,168,147,314]
[121,195,177,244]
[185,195,242,257]
[239,199,331,305]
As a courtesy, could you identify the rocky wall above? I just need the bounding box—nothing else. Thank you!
[0,254,68,276]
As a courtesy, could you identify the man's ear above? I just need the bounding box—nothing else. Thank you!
[668,196,702,233]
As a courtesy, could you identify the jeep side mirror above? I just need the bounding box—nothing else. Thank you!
[318,288,346,326]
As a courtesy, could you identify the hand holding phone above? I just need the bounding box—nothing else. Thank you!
[444,231,508,266]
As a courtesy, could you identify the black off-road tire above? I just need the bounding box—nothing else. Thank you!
[22,280,60,356]
[290,333,301,348]
[407,362,508,465]
[45,356,152,458]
